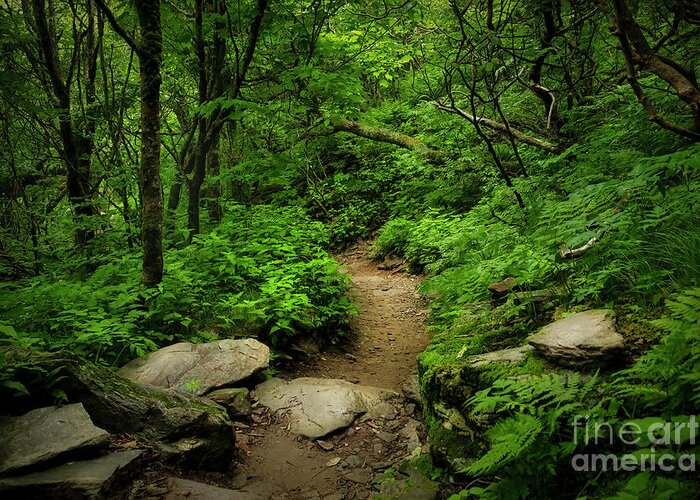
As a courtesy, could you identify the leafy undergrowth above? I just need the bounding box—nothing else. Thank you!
[373,140,700,497]
[0,205,355,371]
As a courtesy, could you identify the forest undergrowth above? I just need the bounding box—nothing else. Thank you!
[1,0,700,497]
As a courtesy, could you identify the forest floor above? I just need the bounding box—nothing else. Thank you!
[196,242,432,499]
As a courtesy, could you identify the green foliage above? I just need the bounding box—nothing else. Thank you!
[0,206,355,365]
[614,288,700,413]
[442,289,700,499]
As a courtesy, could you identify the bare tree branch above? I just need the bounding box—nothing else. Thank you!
[434,103,561,153]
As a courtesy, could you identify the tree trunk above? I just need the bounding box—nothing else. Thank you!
[29,0,97,246]
[179,0,267,240]
[206,144,223,223]
[598,0,700,139]
[135,0,164,285]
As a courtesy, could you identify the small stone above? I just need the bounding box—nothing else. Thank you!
[164,477,263,499]
[401,376,422,406]
[326,457,342,467]
[373,443,383,456]
[488,277,516,299]
[344,469,373,483]
[347,377,360,384]
[377,431,398,443]
[371,460,391,470]
[377,256,403,271]
[317,440,334,451]
[207,388,252,418]
[386,420,401,431]
[343,455,362,468]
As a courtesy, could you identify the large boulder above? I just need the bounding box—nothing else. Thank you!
[118,338,270,396]
[0,450,143,499]
[528,309,624,367]
[0,403,109,476]
[4,349,235,471]
[255,378,398,438]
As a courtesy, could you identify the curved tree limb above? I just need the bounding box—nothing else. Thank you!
[434,103,561,153]
[333,118,447,162]
[597,0,700,140]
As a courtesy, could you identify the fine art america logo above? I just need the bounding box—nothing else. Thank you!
[571,415,697,472]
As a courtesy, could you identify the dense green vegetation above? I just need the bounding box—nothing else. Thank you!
[1,0,699,497]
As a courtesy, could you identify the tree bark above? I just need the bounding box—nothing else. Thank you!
[435,104,562,153]
[598,0,700,140]
[334,118,446,161]
[29,0,98,246]
[135,0,164,285]
[206,145,223,223]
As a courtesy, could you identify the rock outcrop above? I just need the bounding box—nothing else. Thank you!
[255,377,399,438]
[0,403,109,476]
[4,349,235,471]
[528,309,624,367]
[0,450,143,499]
[118,338,270,395]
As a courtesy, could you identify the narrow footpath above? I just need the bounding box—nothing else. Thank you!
[229,242,431,499]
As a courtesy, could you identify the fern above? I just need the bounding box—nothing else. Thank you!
[614,287,700,411]
[466,413,543,476]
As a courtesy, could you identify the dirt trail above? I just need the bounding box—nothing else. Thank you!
[231,243,430,499]
[293,243,430,390]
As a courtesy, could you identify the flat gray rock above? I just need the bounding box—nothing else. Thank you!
[255,378,398,438]
[0,403,110,476]
[0,450,142,499]
[118,338,270,395]
[529,309,624,367]
[165,477,264,499]
[466,345,534,367]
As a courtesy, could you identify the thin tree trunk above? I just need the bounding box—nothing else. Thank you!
[182,0,268,240]
[135,0,163,285]
[206,144,222,223]
[30,0,97,246]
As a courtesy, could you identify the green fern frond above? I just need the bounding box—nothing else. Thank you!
[465,413,543,476]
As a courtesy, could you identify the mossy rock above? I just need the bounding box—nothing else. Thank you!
[3,348,235,471]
